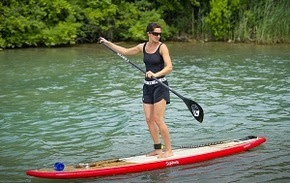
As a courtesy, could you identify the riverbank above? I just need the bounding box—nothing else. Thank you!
[1,0,289,49]
[0,39,289,51]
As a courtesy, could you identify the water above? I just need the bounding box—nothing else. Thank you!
[0,43,289,183]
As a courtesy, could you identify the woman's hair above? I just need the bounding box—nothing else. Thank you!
[146,22,161,33]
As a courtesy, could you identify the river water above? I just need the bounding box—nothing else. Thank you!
[0,43,289,183]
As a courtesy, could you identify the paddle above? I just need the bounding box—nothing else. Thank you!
[98,40,204,123]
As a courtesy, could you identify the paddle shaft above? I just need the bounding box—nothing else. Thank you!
[101,43,185,100]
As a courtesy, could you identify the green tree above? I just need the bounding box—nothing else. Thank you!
[0,0,289,48]
[153,0,203,38]
[115,0,171,41]
[205,0,245,40]
[71,0,117,42]
[40,0,81,46]
[0,0,80,48]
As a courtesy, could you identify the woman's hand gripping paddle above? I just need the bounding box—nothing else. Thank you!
[98,39,204,123]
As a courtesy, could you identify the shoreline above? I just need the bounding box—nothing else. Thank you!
[0,39,289,51]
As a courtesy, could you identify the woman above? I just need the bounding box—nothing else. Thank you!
[99,22,173,158]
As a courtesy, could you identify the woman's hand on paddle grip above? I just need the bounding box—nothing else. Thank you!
[98,37,109,44]
[146,71,156,79]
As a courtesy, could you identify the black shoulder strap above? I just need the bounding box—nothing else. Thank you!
[157,43,163,52]
[143,42,147,53]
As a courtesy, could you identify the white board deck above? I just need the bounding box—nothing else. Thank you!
[122,139,250,164]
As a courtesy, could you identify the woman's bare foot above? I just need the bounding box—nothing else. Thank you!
[146,149,163,157]
[157,151,173,158]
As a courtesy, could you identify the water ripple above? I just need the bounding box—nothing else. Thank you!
[0,43,289,182]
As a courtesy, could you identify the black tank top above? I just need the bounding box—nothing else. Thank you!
[143,42,164,81]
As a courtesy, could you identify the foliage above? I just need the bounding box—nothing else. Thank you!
[153,0,202,36]
[233,0,290,43]
[73,0,117,42]
[0,0,289,48]
[0,0,80,48]
[253,0,290,43]
[112,0,172,41]
[205,0,245,40]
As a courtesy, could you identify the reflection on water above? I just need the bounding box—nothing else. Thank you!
[0,43,289,182]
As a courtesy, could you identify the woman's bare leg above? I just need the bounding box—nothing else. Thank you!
[153,99,173,158]
[143,103,162,156]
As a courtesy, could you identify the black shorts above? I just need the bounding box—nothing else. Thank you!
[142,81,170,104]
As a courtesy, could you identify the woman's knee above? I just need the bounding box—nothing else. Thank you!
[145,116,154,124]
[153,115,165,126]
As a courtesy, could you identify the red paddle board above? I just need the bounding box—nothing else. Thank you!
[26,136,266,179]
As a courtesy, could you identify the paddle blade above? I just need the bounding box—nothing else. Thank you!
[183,97,204,123]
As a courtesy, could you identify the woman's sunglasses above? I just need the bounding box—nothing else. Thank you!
[150,32,162,36]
